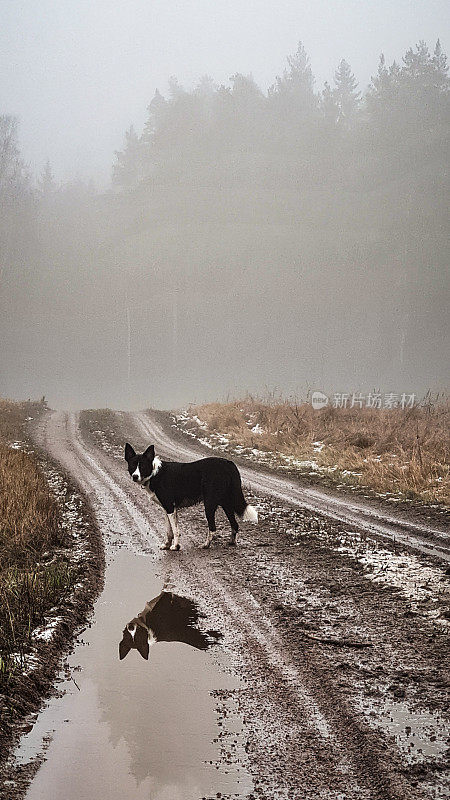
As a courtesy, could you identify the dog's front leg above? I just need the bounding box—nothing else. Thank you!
[160,512,174,550]
[168,509,180,551]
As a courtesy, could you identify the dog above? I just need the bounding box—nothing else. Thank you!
[124,442,258,550]
[119,591,222,660]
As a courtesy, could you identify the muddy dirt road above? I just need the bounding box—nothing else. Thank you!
[8,409,450,800]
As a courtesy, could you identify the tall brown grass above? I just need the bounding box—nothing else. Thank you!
[0,399,70,689]
[0,445,60,569]
[189,395,449,505]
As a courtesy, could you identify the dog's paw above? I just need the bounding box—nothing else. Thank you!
[200,542,211,549]
[160,543,170,550]
[169,543,181,551]
[227,539,237,546]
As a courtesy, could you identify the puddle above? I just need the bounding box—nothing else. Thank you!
[13,549,253,800]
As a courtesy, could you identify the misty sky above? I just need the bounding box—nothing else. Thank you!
[2,0,448,185]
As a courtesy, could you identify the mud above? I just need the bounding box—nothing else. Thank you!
[3,408,450,799]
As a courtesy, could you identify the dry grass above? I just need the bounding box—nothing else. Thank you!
[0,399,71,688]
[189,394,450,505]
[0,445,61,569]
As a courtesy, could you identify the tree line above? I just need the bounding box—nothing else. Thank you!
[112,40,449,193]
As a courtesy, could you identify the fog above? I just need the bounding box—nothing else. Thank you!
[0,2,449,410]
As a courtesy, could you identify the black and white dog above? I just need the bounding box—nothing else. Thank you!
[125,443,258,550]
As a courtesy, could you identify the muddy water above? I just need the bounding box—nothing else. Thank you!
[17,548,252,800]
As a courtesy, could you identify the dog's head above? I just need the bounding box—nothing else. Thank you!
[124,442,160,484]
[119,618,156,660]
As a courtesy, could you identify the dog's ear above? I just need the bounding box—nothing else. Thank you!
[143,444,155,462]
[135,626,150,660]
[119,632,132,660]
[125,443,136,462]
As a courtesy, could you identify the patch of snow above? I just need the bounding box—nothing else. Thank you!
[8,652,40,673]
[33,618,62,642]
[192,415,208,430]
[251,424,264,435]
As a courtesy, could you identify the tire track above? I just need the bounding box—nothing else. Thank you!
[37,411,161,554]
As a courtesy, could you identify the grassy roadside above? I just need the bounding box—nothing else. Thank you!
[178,395,449,506]
[0,400,74,696]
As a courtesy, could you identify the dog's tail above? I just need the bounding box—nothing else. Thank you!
[231,464,258,523]
[240,503,259,523]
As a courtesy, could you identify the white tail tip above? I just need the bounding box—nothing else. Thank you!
[242,504,258,523]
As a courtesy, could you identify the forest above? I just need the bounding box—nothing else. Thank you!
[1,40,448,408]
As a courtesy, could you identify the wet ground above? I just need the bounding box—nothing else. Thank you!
[3,409,450,799]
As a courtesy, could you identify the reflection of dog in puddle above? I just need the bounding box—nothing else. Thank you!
[119,591,222,660]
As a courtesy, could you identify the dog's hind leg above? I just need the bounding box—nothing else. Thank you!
[168,509,181,551]
[201,502,217,549]
[160,512,174,550]
[222,505,239,546]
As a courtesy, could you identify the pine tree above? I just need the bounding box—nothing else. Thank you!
[269,41,316,116]
[285,41,314,96]
[395,40,448,121]
[400,40,449,95]
[142,89,167,145]
[431,39,449,91]
[432,39,448,77]
[167,76,186,100]
[229,72,263,108]
[334,59,360,123]
[367,54,401,121]
[402,40,431,81]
